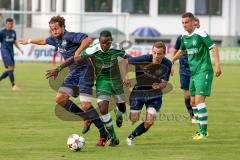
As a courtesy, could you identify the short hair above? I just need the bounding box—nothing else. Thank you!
[100,30,112,38]
[6,18,13,23]
[153,41,166,54]
[182,12,195,20]
[49,16,65,28]
[194,16,199,23]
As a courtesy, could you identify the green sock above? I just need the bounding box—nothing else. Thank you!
[197,103,208,136]
[192,107,200,128]
[192,107,198,120]
[101,114,117,139]
[104,118,117,139]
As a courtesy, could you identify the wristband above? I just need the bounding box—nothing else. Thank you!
[27,39,32,43]
[56,66,62,72]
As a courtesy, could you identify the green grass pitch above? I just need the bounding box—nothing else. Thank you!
[0,63,239,160]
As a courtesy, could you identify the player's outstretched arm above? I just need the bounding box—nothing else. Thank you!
[45,56,74,79]
[122,58,130,86]
[19,37,47,45]
[211,45,222,77]
[74,37,92,62]
[170,48,179,76]
[171,50,185,64]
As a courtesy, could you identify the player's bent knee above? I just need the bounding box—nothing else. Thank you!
[117,103,126,113]
[80,102,91,111]
[98,101,109,115]
[130,116,139,123]
[190,97,195,106]
[130,111,140,124]
[190,100,195,107]
[55,93,69,106]
[7,66,14,71]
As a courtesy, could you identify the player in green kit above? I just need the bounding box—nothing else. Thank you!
[79,31,130,146]
[171,12,222,140]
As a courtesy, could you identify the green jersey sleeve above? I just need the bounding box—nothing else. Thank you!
[180,36,186,51]
[202,34,215,49]
[81,43,99,58]
[117,49,127,58]
[111,42,127,58]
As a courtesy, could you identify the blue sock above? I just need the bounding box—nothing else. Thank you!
[0,71,9,81]
[185,98,194,118]
[85,106,100,120]
[8,70,15,86]
[87,106,108,138]
[129,122,148,139]
[63,100,88,120]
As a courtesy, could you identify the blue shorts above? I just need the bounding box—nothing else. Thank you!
[1,49,15,68]
[180,74,190,90]
[129,89,163,112]
[59,65,94,97]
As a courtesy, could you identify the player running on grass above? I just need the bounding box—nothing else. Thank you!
[57,31,130,146]
[0,18,24,91]
[76,30,130,146]
[171,12,221,140]
[171,17,201,123]
[126,41,172,146]
[19,16,110,146]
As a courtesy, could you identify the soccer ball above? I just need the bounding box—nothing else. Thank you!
[67,134,85,151]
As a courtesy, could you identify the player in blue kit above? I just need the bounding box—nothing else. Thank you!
[0,18,23,91]
[47,31,130,146]
[20,16,110,146]
[126,41,172,146]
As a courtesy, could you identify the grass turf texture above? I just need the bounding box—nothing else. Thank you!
[0,62,239,160]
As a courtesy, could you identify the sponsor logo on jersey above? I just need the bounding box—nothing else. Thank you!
[187,48,198,54]
[61,40,67,47]
[5,36,14,42]
[192,40,197,46]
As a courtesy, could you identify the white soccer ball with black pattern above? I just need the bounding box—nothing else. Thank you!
[67,134,85,151]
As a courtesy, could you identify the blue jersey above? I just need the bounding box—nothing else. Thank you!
[46,30,89,70]
[174,35,190,76]
[128,54,172,90]
[0,28,16,55]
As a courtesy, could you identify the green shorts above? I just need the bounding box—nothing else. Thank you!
[96,78,124,96]
[189,71,213,96]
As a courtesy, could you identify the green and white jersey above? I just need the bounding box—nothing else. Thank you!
[180,28,214,75]
[81,41,126,80]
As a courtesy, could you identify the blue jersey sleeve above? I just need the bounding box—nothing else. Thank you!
[13,30,17,42]
[65,32,88,44]
[162,58,172,81]
[174,35,182,50]
[0,31,3,42]
[128,54,152,64]
[46,36,57,47]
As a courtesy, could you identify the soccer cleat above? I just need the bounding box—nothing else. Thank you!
[82,120,92,134]
[114,108,123,128]
[96,135,110,146]
[116,114,123,128]
[192,131,209,138]
[11,85,20,91]
[109,138,120,147]
[126,137,135,146]
[192,132,208,140]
